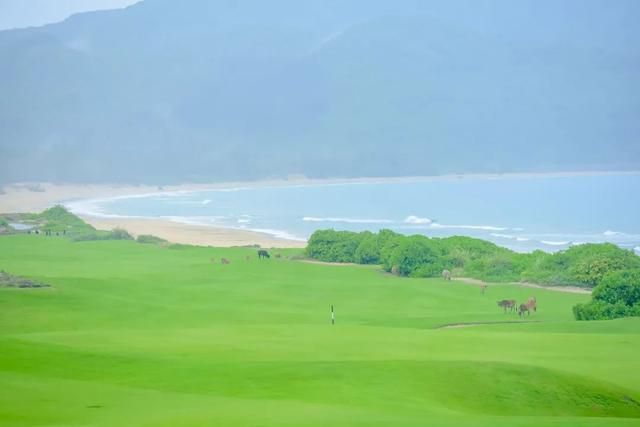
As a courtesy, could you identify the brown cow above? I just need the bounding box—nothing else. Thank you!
[221,258,230,265]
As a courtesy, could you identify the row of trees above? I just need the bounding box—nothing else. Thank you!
[306,229,640,287]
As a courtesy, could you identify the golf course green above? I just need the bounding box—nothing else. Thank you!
[1,234,639,426]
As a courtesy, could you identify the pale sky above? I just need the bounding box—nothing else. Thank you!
[0,0,140,30]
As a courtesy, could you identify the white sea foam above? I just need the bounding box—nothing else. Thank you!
[249,228,307,242]
[160,215,227,226]
[202,199,212,205]
[430,223,509,231]
[635,247,640,254]
[64,198,144,219]
[490,233,516,239]
[237,219,251,224]
[302,216,394,224]
[540,240,571,246]
[516,237,530,242]
[603,230,624,236]
[404,215,432,225]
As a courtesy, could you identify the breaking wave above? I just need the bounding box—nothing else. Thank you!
[302,216,394,224]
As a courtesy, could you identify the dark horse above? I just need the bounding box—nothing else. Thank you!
[258,249,270,259]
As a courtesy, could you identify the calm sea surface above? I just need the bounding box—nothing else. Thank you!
[67,174,640,253]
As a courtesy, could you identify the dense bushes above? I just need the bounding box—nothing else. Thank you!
[71,228,133,242]
[521,244,640,286]
[306,229,640,288]
[573,270,640,320]
[136,234,168,244]
[305,230,366,263]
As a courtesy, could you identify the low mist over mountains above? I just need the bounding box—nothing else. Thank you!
[1,0,639,184]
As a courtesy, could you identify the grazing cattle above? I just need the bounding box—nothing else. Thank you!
[497,299,517,313]
[221,258,230,265]
[519,297,537,317]
[275,254,282,259]
[480,284,488,295]
[442,269,452,281]
[258,249,270,259]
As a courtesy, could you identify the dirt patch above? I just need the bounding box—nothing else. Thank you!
[0,271,51,289]
[452,277,487,286]
[437,320,541,329]
[516,282,591,295]
[299,260,365,267]
[452,277,591,295]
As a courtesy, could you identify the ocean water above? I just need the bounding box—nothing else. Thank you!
[66,174,640,253]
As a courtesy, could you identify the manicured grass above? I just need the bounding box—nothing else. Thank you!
[0,234,639,426]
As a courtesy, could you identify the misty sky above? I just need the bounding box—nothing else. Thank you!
[0,0,139,30]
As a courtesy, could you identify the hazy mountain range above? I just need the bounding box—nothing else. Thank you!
[1,0,639,184]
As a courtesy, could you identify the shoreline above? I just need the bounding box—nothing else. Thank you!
[1,170,638,248]
[80,216,307,248]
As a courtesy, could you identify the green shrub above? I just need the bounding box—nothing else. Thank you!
[523,244,640,287]
[573,269,640,320]
[354,232,380,264]
[306,230,364,263]
[388,235,442,277]
[71,228,133,242]
[136,234,168,244]
[110,228,133,240]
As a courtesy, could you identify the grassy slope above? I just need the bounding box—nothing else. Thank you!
[0,235,639,427]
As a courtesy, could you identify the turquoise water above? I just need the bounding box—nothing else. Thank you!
[67,174,640,253]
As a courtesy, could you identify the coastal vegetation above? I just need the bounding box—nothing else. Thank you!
[574,270,640,320]
[1,233,639,426]
[307,229,640,287]
[6,205,134,241]
[136,234,168,245]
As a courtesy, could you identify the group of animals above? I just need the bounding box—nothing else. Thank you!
[497,297,537,317]
[211,249,282,265]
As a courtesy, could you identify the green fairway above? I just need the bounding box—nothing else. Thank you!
[1,235,639,426]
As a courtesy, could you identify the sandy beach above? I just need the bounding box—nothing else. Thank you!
[1,171,637,248]
[0,181,308,248]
